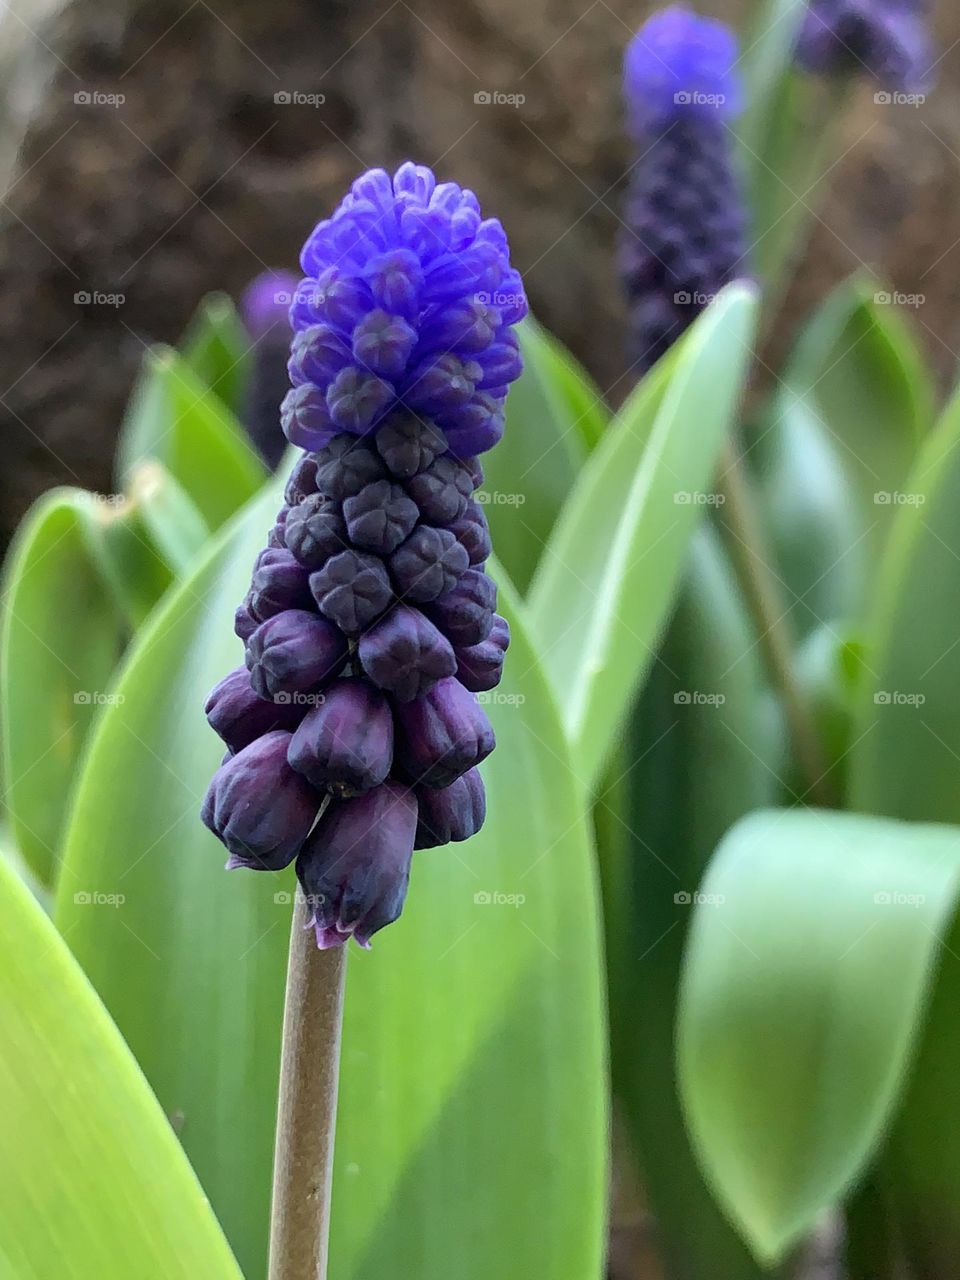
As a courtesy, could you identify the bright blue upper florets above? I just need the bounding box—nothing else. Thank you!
[281,163,528,459]
[623,6,744,135]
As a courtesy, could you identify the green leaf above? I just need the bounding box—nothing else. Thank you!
[678,807,960,1266]
[850,381,960,1276]
[600,525,781,1280]
[479,317,596,592]
[56,481,607,1278]
[116,345,265,530]
[850,383,960,822]
[1,489,126,885]
[181,292,253,418]
[529,283,758,787]
[0,850,242,1279]
[783,279,932,577]
[751,396,863,636]
[523,315,609,452]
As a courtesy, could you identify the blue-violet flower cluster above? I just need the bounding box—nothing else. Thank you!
[619,7,749,372]
[795,0,933,92]
[202,163,525,950]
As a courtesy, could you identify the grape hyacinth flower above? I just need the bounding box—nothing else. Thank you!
[202,161,525,950]
[795,0,934,93]
[619,7,749,372]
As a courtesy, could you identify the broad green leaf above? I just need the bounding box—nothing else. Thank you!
[850,382,960,1275]
[735,0,818,290]
[529,283,757,787]
[1,489,126,885]
[181,292,253,418]
[0,850,241,1279]
[782,279,931,576]
[678,808,960,1265]
[600,525,781,1280]
[89,464,210,628]
[56,480,606,1278]
[479,317,594,592]
[751,396,863,636]
[850,383,960,822]
[525,315,609,451]
[116,345,265,529]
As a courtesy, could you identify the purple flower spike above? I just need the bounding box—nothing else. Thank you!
[203,162,519,948]
[795,0,934,92]
[205,666,305,753]
[201,731,320,869]
[245,610,347,699]
[288,678,394,795]
[620,8,749,372]
[415,769,486,849]
[285,163,527,453]
[358,604,456,702]
[297,781,418,948]
[394,676,495,788]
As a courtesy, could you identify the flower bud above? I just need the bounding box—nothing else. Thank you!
[427,569,496,647]
[448,500,491,565]
[246,609,346,698]
[415,769,486,848]
[281,384,337,452]
[201,730,320,869]
[288,678,394,795]
[358,604,456,701]
[205,666,304,752]
[313,435,385,500]
[374,412,446,478]
[394,676,495,787]
[284,494,348,570]
[284,454,320,506]
[235,597,259,641]
[326,366,394,433]
[454,614,510,692]
[249,547,313,617]
[389,526,469,604]
[351,309,418,379]
[296,781,418,948]
[343,479,419,554]
[406,455,474,524]
[310,550,394,634]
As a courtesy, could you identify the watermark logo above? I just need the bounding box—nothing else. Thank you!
[475,489,526,507]
[874,890,926,907]
[74,690,126,706]
[674,890,726,906]
[74,290,125,308]
[474,90,525,108]
[874,91,926,108]
[674,690,726,707]
[874,690,926,707]
[874,290,925,309]
[874,490,925,506]
[674,490,725,506]
[475,290,526,308]
[674,90,726,109]
[475,691,526,707]
[273,690,326,707]
[73,891,126,907]
[674,290,719,307]
[473,890,526,907]
[274,90,326,107]
[74,89,125,108]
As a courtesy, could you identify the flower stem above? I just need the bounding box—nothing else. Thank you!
[716,437,835,808]
[268,894,347,1280]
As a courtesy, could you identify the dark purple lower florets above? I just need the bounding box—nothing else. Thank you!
[619,116,748,373]
[202,417,506,949]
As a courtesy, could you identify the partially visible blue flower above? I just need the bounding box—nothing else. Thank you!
[282,163,527,457]
[795,0,934,92]
[623,6,743,134]
[620,7,749,372]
